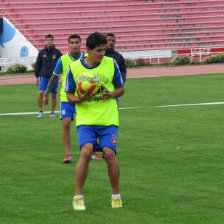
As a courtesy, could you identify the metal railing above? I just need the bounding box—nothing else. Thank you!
[1,8,39,49]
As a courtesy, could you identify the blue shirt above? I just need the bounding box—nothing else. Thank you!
[53,57,63,75]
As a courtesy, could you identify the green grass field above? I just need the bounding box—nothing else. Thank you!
[0,71,33,76]
[0,74,224,224]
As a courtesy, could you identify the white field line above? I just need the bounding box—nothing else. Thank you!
[156,102,224,108]
[0,107,142,116]
[0,102,223,116]
[0,111,61,116]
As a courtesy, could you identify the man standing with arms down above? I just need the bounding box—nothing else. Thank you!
[35,34,62,119]
[65,32,124,210]
[105,33,126,83]
[43,34,85,163]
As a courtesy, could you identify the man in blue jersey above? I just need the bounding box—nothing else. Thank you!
[35,34,62,119]
[43,34,85,163]
[65,32,124,210]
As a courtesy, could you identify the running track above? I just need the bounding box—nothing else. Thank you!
[0,64,224,85]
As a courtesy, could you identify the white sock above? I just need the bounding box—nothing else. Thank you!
[112,194,121,199]
[74,195,84,199]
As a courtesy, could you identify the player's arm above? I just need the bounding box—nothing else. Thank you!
[65,68,92,103]
[43,74,59,104]
[67,91,92,103]
[102,85,124,100]
[43,58,62,105]
[102,60,124,101]
[119,55,127,83]
[34,52,42,86]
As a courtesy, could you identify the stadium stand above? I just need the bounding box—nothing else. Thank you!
[1,0,224,61]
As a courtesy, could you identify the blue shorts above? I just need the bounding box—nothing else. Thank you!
[77,125,118,153]
[60,102,76,120]
[39,76,58,94]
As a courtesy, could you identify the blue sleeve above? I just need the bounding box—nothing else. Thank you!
[53,58,62,76]
[64,67,76,93]
[113,59,124,87]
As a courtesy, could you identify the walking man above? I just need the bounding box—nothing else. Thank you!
[65,32,124,210]
[35,34,62,118]
[43,34,85,163]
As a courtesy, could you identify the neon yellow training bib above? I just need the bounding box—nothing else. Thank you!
[69,56,119,126]
[60,52,86,102]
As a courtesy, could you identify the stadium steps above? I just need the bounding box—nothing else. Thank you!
[20,20,224,33]
[14,14,224,30]
[2,0,224,7]
[28,25,224,43]
[3,3,224,17]
[20,21,224,52]
[4,3,224,20]
[1,0,224,54]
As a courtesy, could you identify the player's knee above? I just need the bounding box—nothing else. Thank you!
[81,144,93,161]
[63,123,70,130]
[63,119,71,129]
[51,93,57,99]
[103,148,115,161]
[38,91,44,97]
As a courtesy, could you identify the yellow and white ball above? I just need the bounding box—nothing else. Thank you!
[77,72,100,94]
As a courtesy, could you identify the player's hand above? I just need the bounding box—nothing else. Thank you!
[101,86,113,102]
[76,89,92,103]
[43,96,49,105]
[35,77,40,86]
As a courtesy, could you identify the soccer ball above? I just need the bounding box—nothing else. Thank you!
[76,72,100,94]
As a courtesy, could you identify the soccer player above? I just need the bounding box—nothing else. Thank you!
[35,34,62,118]
[105,33,127,83]
[65,32,124,210]
[43,34,85,163]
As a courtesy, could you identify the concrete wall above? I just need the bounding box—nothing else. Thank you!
[0,17,38,71]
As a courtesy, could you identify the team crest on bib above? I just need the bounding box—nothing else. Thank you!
[111,135,117,145]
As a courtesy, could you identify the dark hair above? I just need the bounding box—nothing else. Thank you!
[86,32,107,50]
[45,34,54,40]
[106,33,116,38]
[68,34,81,43]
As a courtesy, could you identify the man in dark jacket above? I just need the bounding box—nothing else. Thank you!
[34,34,62,118]
[105,33,126,83]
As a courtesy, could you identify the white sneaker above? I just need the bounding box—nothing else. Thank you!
[73,196,86,210]
[112,197,122,208]
[37,111,43,119]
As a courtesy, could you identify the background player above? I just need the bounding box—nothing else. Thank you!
[35,34,62,118]
[43,34,85,163]
[105,33,126,83]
